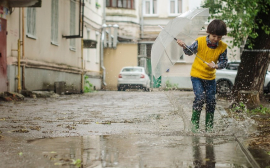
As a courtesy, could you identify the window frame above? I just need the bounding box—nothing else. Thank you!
[51,0,59,45]
[70,0,76,51]
[106,0,135,9]
[95,31,99,64]
[143,0,158,16]
[26,7,37,39]
[86,29,90,61]
[168,0,182,16]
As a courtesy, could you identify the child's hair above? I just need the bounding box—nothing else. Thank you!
[207,19,227,36]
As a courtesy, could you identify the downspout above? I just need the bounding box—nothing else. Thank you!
[17,8,21,93]
[140,0,144,39]
[81,39,84,93]
[11,8,21,93]
[101,24,107,87]
[101,0,107,87]
[81,1,84,93]
[22,7,25,90]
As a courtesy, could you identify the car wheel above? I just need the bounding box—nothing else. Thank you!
[216,79,232,95]
[143,87,147,92]
[118,86,125,91]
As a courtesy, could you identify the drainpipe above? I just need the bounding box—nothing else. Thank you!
[101,24,107,87]
[22,7,25,90]
[140,0,144,39]
[101,0,107,87]
[17,39,21,93]
[81,39,84,93]
[12,8,22,93]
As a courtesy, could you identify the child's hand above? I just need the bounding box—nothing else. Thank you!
[177,39,186,49]
[208,61,217,69]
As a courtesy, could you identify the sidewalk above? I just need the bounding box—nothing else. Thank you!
[166,91,261,168]
[0,91,262,167]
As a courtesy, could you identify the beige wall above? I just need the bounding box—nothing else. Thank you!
[83,0,103,89]
[4,0,84,92]
[6,0,82,67]
[103,43,138,90]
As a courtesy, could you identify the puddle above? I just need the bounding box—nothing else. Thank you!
[248,148,270,168]
[16,134,253,168]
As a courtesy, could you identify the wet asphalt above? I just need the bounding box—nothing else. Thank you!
[0,90,260,167]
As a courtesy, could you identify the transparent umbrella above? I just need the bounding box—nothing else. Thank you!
[151,8,209,78]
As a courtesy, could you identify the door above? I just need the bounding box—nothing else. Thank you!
[0,18,7,92]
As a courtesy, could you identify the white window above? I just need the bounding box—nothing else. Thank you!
[169,0,182,15]
[143,0,157,15]
[27,8,36,38]
[95,32,99,63]
[139,44,146,56]
[51,0,59,45]
[87,30,90,61]
[70,0,76,50]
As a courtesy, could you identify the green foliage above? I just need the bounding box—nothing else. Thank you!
[231,101,247,113]
[165,80,179,90]
[231,101,270,115]
[96,2,101,9]
[247,105,270,115]
[72,159,81,167]
[84,75,94,93]
[202,0,270,49]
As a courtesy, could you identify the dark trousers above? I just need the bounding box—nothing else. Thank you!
[191,77,216,113]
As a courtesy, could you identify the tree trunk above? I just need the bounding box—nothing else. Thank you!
[231,3,270,109]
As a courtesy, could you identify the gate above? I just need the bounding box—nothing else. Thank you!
[0,18,7,92]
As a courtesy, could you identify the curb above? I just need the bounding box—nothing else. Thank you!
[216,105,261,168]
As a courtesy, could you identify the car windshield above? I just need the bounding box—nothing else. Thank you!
[122,68,142,72]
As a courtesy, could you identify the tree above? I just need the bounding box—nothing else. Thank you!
[203,0,270,109]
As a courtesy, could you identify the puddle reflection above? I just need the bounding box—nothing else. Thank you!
[28,134,252,168]
[192,137,215,168]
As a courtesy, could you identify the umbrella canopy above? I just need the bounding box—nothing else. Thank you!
[151,8,209,78]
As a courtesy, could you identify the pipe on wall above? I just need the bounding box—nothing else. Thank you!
[22,7,25,90]
[101,24,107,87]
[18,8,21,93]
[101,0,107,87]
[81,38,84,93]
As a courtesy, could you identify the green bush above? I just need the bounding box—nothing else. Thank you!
[165,80,179,90]
[84,75,94,93]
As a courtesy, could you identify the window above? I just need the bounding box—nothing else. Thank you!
[169,0,182,15]
[95,32,99,63]
[138,43,152,58]
[144,0,157,15]
[106,0,135,9]
[27,8,36,37]
[51,0,59,44]
[70,0,76,50]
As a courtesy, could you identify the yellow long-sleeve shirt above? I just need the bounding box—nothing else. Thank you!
[190,36,227,80]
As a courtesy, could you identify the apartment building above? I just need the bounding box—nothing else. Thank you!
[0,0,84,94]
[83,0,103,90]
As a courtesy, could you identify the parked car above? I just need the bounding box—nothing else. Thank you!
[117,66,150,91]
[216,61,270,94]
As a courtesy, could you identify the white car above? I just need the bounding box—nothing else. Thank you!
[216,62,270,94]
[117,66,150,91]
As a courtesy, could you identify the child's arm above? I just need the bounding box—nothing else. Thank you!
[216,49,228,69]
[177,40,198,56]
